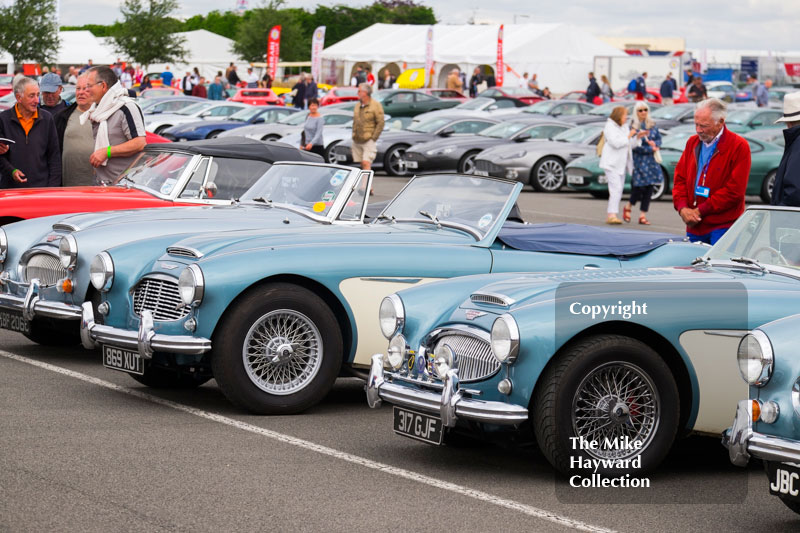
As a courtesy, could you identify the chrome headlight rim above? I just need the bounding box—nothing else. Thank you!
[432,340,455,379]
[387,333,407,371]
[490,314,520,364]
[58,234,78,270]
[792,378,800,418]
[89,251,114,292]
[737,330,773,387]
[379,294,405,339]
[178,264,204,306]
[0,227,7,263]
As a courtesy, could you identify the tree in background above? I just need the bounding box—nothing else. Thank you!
[110,0,187,68]
[232,0,306,63]
[0,0,60,65]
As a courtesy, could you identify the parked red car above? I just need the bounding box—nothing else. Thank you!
[0,73,13,98]
[476,87,543,105]
[560,90,602,105]
[229,88,283,106]
[616,87,664,104]
[319,86,360,106]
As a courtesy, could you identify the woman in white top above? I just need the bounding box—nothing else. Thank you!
[599,106,639,224]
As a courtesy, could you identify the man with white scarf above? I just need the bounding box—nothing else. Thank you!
[82,66,146,185]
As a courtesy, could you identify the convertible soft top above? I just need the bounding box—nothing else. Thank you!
[145,136,324,164]
[498,222,688,257]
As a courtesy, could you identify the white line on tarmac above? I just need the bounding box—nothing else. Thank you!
[2,351,617,533]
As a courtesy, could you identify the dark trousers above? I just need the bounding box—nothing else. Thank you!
[309,145,325,159]
[629,184,652,212]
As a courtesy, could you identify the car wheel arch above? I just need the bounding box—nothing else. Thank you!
[529,155,567,189]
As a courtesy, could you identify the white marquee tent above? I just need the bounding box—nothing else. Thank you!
[319,23,626,93]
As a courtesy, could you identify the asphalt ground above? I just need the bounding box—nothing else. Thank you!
[2,180,797,532]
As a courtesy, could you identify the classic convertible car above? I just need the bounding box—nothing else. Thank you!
[0,137,323,225]
[724,313,800,516]
[71,174,704,416]
[367,205,800,475]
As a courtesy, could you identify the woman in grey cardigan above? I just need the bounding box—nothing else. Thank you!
[302,98,325,158]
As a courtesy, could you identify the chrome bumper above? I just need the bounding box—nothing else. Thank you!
[80,302,212,359]
[0,279,82,321]
[365,354,528,426]
[723,400,800,467]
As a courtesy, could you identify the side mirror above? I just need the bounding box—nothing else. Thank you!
[254,117,265,124]
[439,127,455,137]
[383,98,393,105]
[515,134,531,142]
[750,120,763,127]
[487,104,498,111]
[551,111,562,117]
[204,182,218,198]
[200,111,211,117]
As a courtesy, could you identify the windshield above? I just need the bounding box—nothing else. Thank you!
[660,131,693,151]
[726,110,758,125]
[279,110,309,125]
[0,74,13,84]
[499,87,536,96]
[378,175,516,239]
[553,125,601,143]
[707,209,800,270]
[176,102,214,116]
[239,165,355,217]
[651,106,691,120]
[113,152,195,195]
[479,121,528,139]
[406,117,451,133]
[523,101,558,114]
[229,107,264,122]
[457,97,493,110]
[587,103,620,116]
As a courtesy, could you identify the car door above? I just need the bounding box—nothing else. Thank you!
[414,92,441,113]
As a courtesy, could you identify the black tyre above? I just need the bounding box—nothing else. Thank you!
[533,334,679,475]
[154,125,172,135]
[457,150,480,174]
[384,145,410,177]
[324,141,340,164]
[531,157,566,192]
[206,130,223,139]
[589,190,609,199]
[262,134,281,142]
[211,283,343,415]
[650,170,670,201]
[23,318,80,346]
[761,170,776,204]
[130,367,211,388]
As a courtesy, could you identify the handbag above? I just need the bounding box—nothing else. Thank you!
[653,148,662,164]
[596,133,605,157]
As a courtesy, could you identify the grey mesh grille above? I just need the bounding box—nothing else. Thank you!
[470,293,511,307]
[132,277,191,321]
[24,253,66,285]
[166,247,199,258]
[437,333,499,382]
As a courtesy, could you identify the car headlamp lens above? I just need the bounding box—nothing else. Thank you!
[433,340,455,379]
[59,234,78,270]
[426,147,455,156]
[491,314,520,363]
[501,150,526,160]
[0,227,7,263]
[89,252,114,292]
[737,331,773,386]
[379,294,404,339]
[387,334,407,370]
[178,264,204,306]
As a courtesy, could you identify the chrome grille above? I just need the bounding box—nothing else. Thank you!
[166,247,200,258]
[24,253,66,285]
[474,160,503,175]
[437,333,499,382]
[132,277,191,321]
[470,293,512,307]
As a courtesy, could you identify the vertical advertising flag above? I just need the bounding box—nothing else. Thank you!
[496,24,504,87]
[425,26,434,88]
[267,25,282,80]
[311,26,326,82]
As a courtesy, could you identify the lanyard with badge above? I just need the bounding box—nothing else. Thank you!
[694,139,719,203]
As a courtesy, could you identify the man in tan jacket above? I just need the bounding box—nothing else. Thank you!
[352,82,384,173]
[446,69,463,92]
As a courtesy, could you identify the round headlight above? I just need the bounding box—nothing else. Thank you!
[737,331,773,386]
[379,294,404,339]
[89,252,114,292]
[386,334,407,370]
[491,314,520,363]
[59,234,78,270]
[0,227,7,263]
[178,264,204,306]
[433,341,455,379]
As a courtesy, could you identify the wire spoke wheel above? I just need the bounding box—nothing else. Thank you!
[571,361,660,461]
[243,309,323,395]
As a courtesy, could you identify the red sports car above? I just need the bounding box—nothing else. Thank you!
[319,86,360,106]
[0,73,13,98]
[560,90,602,105]
[0,137,320,225]
[229,88,283,106]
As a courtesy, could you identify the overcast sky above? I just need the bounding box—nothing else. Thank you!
[56,0,799,51]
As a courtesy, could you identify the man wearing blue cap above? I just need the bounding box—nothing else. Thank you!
[40,72,69,115]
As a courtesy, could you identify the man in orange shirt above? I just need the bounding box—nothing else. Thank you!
[0,77,61,188]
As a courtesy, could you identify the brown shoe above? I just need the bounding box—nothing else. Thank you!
[606,215,622,225]
[638,215,651,225]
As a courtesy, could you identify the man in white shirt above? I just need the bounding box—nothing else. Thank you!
[246,68,259,88]
[518,72,529,89]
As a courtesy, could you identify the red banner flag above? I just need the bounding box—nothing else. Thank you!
[496,25,504,87]
[785,63,800,77]
[267,25,281,81]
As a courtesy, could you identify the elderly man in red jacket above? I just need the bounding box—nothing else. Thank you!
[672,98,751,244]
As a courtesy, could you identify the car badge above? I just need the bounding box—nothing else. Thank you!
[407,354,415,371]
[465,310,486,320]
[46,234,60,242]
[160,262,179,270]
[416,353,427,374]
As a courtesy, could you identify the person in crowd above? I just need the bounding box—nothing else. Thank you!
[635,72,647,100]
[352,82,384,193]
[687,76,707,103]
[39,73,69,115]
[55,74,96,186]
[469,67,483,98]
[133,65,143,85]
[192,77,207,98]
[585,72,601,104]
[599,106,635,224]
[208,76,224,101]
[622,102,662,225]
[82,66,146,186]
[292,75,307,109]
[225,62,235,80]
[686,68,695,84]
[191,67,201,86]
[748,73,768,107]
[79,59,93,74]
[447,68,463,92]
[351,65,366,87]
[66,66,78,85]
[160,65,173,87]
[227,64,240,87]
[379,69,395,89]
[518,72,529,89]
[261,72,273,88]
[672,98,750,244]
[119,66,133,89]
[770,92,800,206]
[485,73,496,88]
[140,74,153,91]
[0,77,61,188]
[660,72,677,105]
[181,71,194,96]
[366,66,375,86]
[301,97,325,158]
[528,73,539,93]
[246,68,258,88]
[304,75,318,108]
[540,87,552,99]
[600,75,613,103]
[112,59,123,78]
